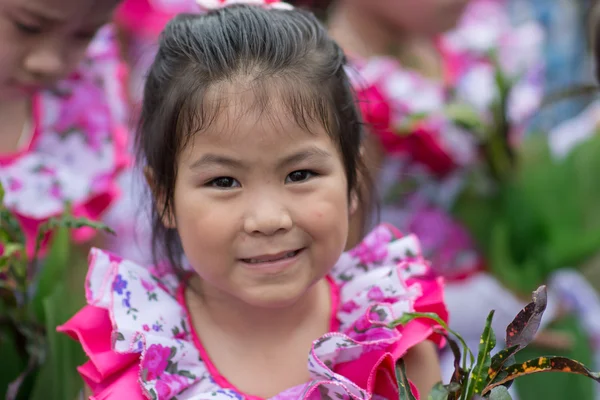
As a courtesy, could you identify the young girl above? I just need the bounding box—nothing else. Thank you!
[0,0,129,255]
[59,2,448,399]
[325,0,599,399]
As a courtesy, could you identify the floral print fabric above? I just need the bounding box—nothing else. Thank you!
[0,25,129,253]
[59,224,447,399]
[349,0,544,279]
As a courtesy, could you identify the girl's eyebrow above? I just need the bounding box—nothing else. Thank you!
[15,5,64,24]
[189,146,332,170]
[190,154,244,170]
[277,146,332,169]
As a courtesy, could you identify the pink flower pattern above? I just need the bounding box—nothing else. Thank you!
[349,227,392,265]
[141,278,156,292]
[0,25,129,255]
[59,224,447,399]
[142,344,172,381]
[155,373,188,399]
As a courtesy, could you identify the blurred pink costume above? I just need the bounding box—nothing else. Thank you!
[349,0,544,281]
[0,26,129,255]
[103,0,198,264]
[115,0,199,106]
[59,224,448,400]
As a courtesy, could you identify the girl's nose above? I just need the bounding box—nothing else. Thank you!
[243,194,293,236]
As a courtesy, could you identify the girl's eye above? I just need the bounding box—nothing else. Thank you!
[13,21,42,35]
[207,177,240,189]
[286,170,316,183]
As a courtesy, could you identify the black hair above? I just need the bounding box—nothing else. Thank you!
[137,4,371,272]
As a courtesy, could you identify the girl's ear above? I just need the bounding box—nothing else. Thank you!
[144,167,176,229]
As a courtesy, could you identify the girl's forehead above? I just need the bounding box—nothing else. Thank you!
[198,79,336,140]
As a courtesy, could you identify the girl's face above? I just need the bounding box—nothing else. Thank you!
[0,0,119,102]
[168,86,353,309]
[357,0,470,36]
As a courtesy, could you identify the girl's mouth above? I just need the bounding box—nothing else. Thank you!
[241,249,303,265]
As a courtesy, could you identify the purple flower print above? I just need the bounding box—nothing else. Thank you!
[122,291,132,308]
[349,227,392,265]
[142,344,172,382]
[112,274,128,295]
[152,323,163,332]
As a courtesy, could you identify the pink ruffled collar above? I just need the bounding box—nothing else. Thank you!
[60,224,448,399]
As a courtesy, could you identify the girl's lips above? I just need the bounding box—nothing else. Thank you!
[240,248,305,273]
[241,248,302,264]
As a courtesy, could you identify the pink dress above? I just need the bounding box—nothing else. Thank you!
[58,224,447,399]
[0,26,129,255]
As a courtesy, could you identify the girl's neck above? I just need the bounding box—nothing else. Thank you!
[186,276,332,346]
[328,3,444,80]
[0,97,33,155]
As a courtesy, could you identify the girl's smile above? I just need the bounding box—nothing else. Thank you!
[239,248,306,274]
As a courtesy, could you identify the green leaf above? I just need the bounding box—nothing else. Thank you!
[169,346,177,360]
[0,209,26,245]
[444,103,487,138]
[483,356,600,395]
[488,345,519,382]
[0,181,5,203]
[29,283,85,400]
[488,386,512,400]
[30,224,70,324]
[467,311,497,397]
[0,319,25,398]
[166,361,178,375]
[391,312,475,369]
[395,358,418,400]
[427,382,448,400]
[430,329,465,400]
[438,329,467,393]
[177,370,196,380]
[0,242,25,274]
